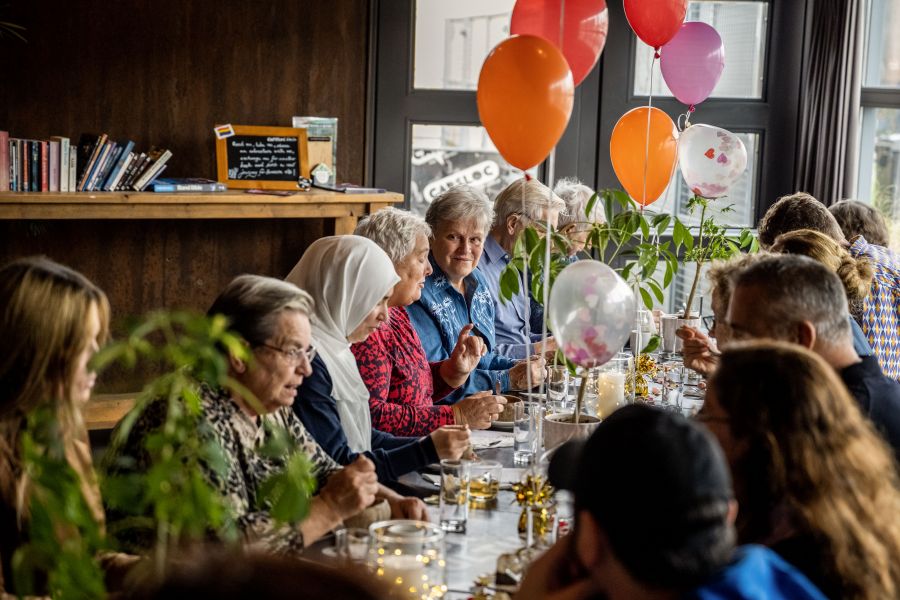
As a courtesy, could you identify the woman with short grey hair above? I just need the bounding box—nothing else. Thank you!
[352,207,505,435]
[554,177,603,257]
[407,185,545,401]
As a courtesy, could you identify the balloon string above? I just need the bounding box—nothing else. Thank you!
[541,175,553,405]
[641,48,656,208]
[559,0,565,49]
[521,173,532,397]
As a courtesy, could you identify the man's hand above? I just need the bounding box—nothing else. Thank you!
[440,324,487,388]
[387,496,429,521]
[429,425,471,460]
[453,392,506,429]
[509,355,546,390]
[319,456,379,521]
[676,326,721,377]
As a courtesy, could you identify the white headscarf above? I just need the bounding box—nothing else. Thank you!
[286,236,400,453]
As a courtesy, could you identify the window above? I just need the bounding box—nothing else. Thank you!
[857,0,900,244]
[634,1,768,99]
[413,0,514,90]
[410,124,534,216]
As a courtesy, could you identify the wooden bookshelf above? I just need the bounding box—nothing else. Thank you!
[0,190,402,233]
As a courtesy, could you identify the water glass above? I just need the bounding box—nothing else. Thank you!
[368,520,447,599]
[333,526,370,562]
[468,460,502,508]
[545,365,570,410]
[439,459,469,533]
[513,401,543,465]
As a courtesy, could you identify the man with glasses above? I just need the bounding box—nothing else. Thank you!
[477,177,565,359]
[726,255,900,460]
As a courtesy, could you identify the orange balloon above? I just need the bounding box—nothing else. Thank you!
[609,107,678,206]
[477,35,574,171]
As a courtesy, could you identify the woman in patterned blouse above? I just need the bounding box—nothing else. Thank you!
[352,207,508,436]
[105,275,426,554]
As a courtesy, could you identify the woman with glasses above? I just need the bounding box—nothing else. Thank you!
[701,340,900,599]
[287,236,470,483]
[106,274,424,554]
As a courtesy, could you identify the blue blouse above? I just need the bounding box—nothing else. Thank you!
[293,355,439,482]
[407,254,517,403]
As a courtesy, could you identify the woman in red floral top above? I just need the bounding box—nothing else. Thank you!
[352,208,507,436]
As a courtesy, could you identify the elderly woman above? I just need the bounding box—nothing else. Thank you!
[106,275,423,554]
[554,177,604,258]
[287,236,470,482]
[0,257,121,592]
[352,207,507,435]
[407,185,545,401]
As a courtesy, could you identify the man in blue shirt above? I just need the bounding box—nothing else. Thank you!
[478,178,565,359]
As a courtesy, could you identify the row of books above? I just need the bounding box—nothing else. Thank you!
[0,131,172,192]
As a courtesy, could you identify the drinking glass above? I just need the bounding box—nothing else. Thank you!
[467,460,502,509]
[333,526,371,562]
[545,365,570,411]
[368,520,447,599]
[439,459,469,533]
[513,401,543,465]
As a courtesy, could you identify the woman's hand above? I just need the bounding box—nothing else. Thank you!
[453,392,506,429]
[440,324,487,387]
[388,496,429,521]
[509,355,546,390]
[319,456,379,521]
[676,326,721,377]
[429,425,471,460]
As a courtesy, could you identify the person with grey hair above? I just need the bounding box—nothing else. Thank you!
[478,177,565,359]
[726,254,900,459]
[106,274,426,554]
[352,208,507,436]
[408,185,546,402]
[554,177,604,258]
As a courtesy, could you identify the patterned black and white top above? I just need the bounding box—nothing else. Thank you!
[104,385,342,554]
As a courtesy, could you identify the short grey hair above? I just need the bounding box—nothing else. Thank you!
[354,207,432,263]
[732,255,850,346]
[554,177,603,230]
[207,274,314,346]
[494,177,566,224]
[425,185,494,236]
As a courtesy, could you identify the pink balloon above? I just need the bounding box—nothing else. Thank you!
[660,22,725,107]
[510,0,609,86]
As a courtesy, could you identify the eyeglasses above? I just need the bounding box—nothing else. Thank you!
[702,315,716,331]
[258,343,317,365]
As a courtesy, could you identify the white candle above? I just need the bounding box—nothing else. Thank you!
[376,554,430,599]
[596,372,625,417]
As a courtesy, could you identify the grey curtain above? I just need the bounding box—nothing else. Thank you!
[793,0,864,205]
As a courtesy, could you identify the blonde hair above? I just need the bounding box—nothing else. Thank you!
[0,257,109,510]
[710,341,900,600]
[770,228,874,317]
[493,177,566,225]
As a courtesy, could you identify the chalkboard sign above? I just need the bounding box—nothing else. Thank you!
[215,125,309,190]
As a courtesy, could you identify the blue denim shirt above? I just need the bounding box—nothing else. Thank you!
[477,235,546,359]
[407,254,517,403]
[851,316,874,357]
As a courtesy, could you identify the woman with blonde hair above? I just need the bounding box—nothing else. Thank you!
[700,340,900,600]
[0,257,111,590]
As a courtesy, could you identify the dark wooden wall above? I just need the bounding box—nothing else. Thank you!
[0,0,371,391]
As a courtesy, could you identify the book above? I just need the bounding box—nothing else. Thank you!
[149,177,227,193]
[85,141,115,191]
[30,141,39,192]
[119,152,146,190]
[89,141,119,191]
[68,147,77,192]
[312,182,386,194]
[107,151,134,192]
[77,133,107,191]
[48,140,60,192]
[51,136,71,192]
[139,164,167,190]
[102,140,134,190]
[8,139,16,191]
[0,131,7,192]
[134,149,172,191]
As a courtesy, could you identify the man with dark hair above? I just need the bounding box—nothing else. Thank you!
[757,192,900,380]
[727,254,900,460]
[518,404,826,600]
[829,199,891,247]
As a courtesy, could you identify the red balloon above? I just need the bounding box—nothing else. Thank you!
[624,0,687,49]
[510,0,609,86]
[477,35,574,171]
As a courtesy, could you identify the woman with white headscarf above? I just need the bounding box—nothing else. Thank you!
[286,236,470,482]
